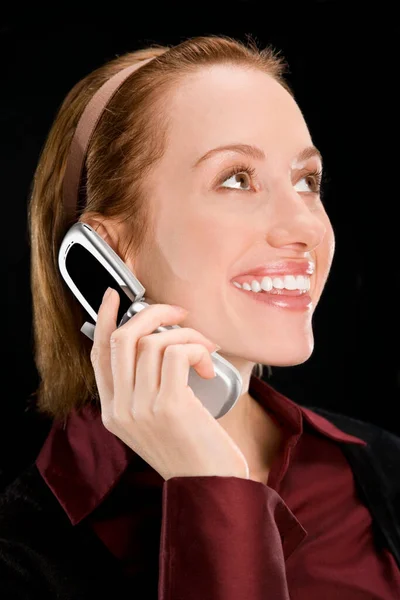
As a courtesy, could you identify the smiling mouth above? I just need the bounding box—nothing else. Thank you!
[231,274,311,295]
[232,285,313,312]
[232,284,309,297]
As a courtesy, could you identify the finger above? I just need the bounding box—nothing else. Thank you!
[156,343,216,411]
[110,304,189,419]
[91,288,120,413]
[132,329,218,415]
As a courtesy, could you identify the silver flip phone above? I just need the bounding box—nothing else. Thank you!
[58,222,242,418]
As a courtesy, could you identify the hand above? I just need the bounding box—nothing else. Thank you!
[90,288,250,481]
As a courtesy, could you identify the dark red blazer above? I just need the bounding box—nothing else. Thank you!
[20,374,397,598]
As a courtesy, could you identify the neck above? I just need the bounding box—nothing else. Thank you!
[217,387,283,480]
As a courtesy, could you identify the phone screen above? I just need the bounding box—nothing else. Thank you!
[65,243,135,325]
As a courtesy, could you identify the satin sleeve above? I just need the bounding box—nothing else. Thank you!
[158,476,307,600]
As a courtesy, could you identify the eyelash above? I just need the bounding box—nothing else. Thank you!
[218,162,323,195]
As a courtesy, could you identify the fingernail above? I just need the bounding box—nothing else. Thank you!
[214,344,222,351]
[171,305,188,313]
[103,287,114,302]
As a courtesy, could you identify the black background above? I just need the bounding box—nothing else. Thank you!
[3,2,398,484]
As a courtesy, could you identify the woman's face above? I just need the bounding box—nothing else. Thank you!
[126,65,335,371]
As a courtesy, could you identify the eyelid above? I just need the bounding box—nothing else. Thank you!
[214,161,323,193]
[214,162,257,189]
[294,168,323,194]
[294,166,323,177]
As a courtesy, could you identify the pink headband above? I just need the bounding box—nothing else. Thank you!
[62,57,153,225]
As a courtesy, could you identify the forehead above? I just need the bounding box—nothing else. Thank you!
[166,65,310,151]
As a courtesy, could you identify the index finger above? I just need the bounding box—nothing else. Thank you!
[91,287,120,406]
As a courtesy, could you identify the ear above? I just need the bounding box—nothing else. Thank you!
[79,213,121,253]
[78,213,136,273]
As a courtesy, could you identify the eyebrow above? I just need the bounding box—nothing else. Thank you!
[192,143,323,169]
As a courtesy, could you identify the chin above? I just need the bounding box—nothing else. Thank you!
[270,355,312,367]
[262,340,314,367]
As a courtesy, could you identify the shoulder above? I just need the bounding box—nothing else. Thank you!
[306,406,400,490]
[305,405,400,447]
[0,464,74,575]
[0,464,124,598]
[0,463,64,532]
[0,464,70,596]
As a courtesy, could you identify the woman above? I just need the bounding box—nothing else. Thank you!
[1,35,399,598]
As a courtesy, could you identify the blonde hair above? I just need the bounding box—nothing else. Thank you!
[28,34,290,420]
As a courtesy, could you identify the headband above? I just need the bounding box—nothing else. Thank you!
[62,57,153,225]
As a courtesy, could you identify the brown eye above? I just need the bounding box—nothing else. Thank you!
[218,164,256,191]
[294,170,322,194]
[221,172,251,190]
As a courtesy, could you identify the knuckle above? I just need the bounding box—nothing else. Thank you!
[180,327,201,339]
[111,405,130,427]
[155,399,179,420]
[137,335,153,351]
[130,405,151,421]
[90,346,99,364]
[110,330,125,347]
[164,343,184,357]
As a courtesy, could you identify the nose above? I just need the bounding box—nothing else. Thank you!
[266,188,327,252]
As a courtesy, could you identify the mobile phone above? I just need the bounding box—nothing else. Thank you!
[57,222,242,418]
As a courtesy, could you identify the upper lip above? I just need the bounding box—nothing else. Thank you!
[232,260,315,279]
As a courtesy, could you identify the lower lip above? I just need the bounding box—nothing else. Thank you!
[232,286,313,311]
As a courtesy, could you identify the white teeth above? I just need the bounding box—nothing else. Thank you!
[261,277,273,292]
[283,275,297,290]
[272,277,284,289]
[232,274,311,292]
[251,280,262,292]
[296,275,305,289]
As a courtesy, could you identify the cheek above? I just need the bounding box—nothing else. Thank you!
[152,210,233,287]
